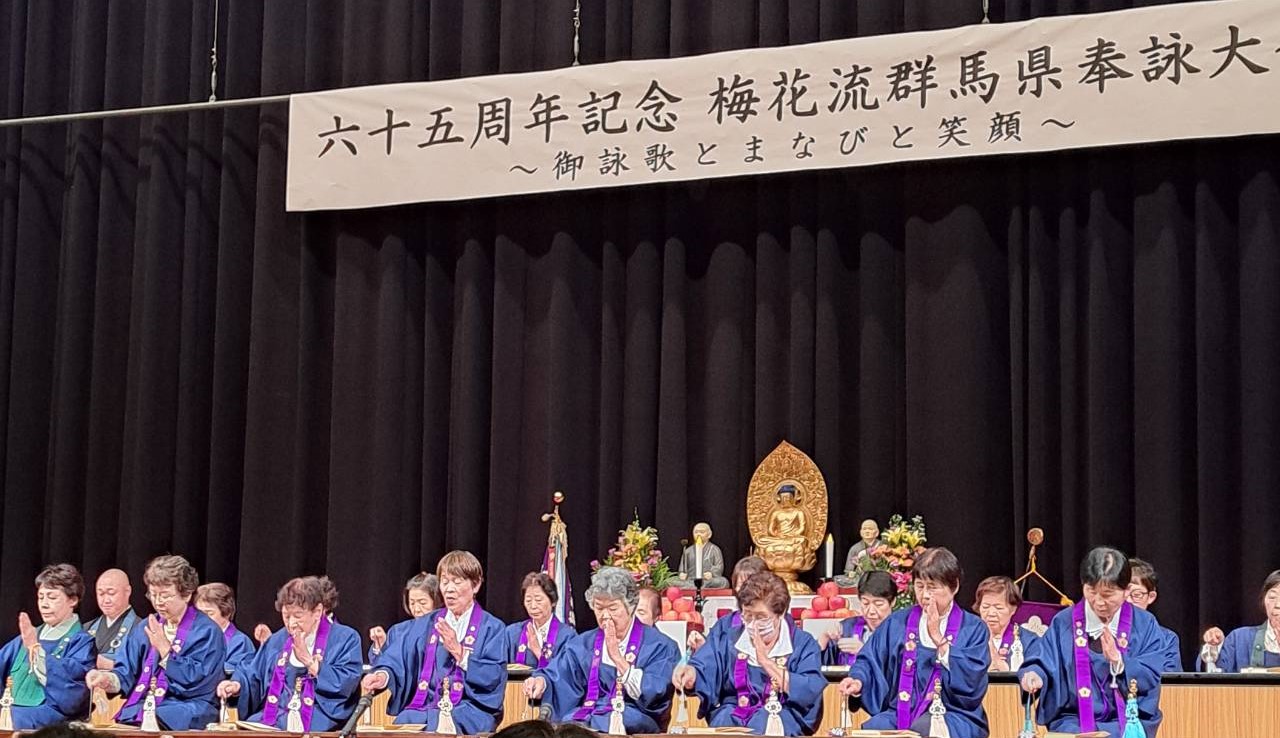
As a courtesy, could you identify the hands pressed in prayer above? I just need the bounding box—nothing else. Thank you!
[145,616,173,659]
[672,664,696,691]
[18,612,39,650]
[1020,671,1043,693]
[290,629,321,676]
[522,676,547,699]
[602,620,627,674]
[750,627,786,687]
[926,600,947,655]
[988,641,1010,671]
[525,621,543,660]
[837,677,863,696]
[435,619,464,663]
[1099,628,1122,667]
[369,626,388,651]
[216,680,241,699]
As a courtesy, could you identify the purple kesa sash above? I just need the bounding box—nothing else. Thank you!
[517,618,560,668]
[1072,601,1133,733]
[406,605,485,711]
[840,617,867,667]
[571,621,645,721]
[117,606,199,716]
[895,605,964,730]
[731,620,796,722]
[223,625,236,646]
[998,621,1016,658]
[260,616,333,730]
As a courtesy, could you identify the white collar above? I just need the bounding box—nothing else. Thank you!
[532,617,553,640]
[1084,603,1121,638]
[1265,622,1279,654]
[101,611,127,627]
[918,603,955,649]
[39,616,79,640]
[734,620,793,666]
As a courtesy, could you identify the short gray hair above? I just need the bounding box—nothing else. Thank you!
[585,567,638,611]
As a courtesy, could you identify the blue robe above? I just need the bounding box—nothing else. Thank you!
[849,606,991,738]
[0,626,96,728]
[1157,625,1182,672]
[689,622,826,735]
[86,610,140,664]
[232,623,363,731]
[111,610,227,729]
[535,622,680,733]
[822,617,872,666]
[223,626,257,678]
[503,618,577,667]
[1205,624,1280,672]
[1018,604,1164,738]
[371,606,508,734]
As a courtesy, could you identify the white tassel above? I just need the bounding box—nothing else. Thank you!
[0,677,15,731]
[763,687,784,737]
[140,680,160,733]
[1200,643,1222,673]
[928,682,950,738]
[286,684,305,734]
[436,679,458,735]
[607,688,627,736]
[1009,626,1025,672]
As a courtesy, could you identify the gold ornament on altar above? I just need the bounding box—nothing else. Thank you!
[746,440,829,594]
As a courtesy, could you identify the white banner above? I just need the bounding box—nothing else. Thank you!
[286,0,1280,211]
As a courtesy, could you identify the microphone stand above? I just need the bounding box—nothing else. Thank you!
[339,692,375,738]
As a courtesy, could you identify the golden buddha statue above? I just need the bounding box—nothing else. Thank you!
[747,441,828,594]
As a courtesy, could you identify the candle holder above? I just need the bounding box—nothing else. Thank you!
[693,577,706,610]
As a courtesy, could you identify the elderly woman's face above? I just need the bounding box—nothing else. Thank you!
[147,583,190,623]
[740,602,782,645]
[195,599,229,629]
[36,586,76,626]
[591,595,632,635]
[407,588,435,618]
[977,593,1014,635]
[281,602,324,636]
[1265,584,1280,624]
[524,586,552,624]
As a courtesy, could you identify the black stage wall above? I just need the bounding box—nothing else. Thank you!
[1,1,1277,666]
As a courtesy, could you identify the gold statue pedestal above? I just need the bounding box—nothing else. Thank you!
[746,441,829,596]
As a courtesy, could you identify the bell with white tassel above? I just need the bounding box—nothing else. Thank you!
[286,677,305,733]
[436,678,458,735]
[927,681,950,738]
[1009,625,1025,672]
[671,687,689,734]
[763,681,784,737]
[140,678,161,732]
[830,691,851,737]
[607,684,627,736]
[0,677,15,731]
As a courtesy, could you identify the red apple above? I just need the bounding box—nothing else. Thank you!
[665,586,683,602]
[828,596,846,611]
[661,611,680,621]
[800,608,818,620]
[833,608,853,619]
[679,611,696,622]
[662,599,674,614]
[673,597,694,613]
[812,596,829,613]
[818,581,840,599]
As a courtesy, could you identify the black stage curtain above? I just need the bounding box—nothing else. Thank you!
[1,1,1277,666]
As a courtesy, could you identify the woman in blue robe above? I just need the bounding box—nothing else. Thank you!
[842,547,991,738]
[1197,569,1280,672]
[217,576,362,731]
[1019,547,1165,738]
[972,575,1039,672]
[86,555,226,729]
[688,556,770,656]
[674,571,825,735]
[0,564,96,728]
[363,551,508,734]
[818,571,896,667]
[368,572,441,664]
[524,566,680,733]
[194,583,256,678]
[504,572,577,667]
[1124,559,1182,672]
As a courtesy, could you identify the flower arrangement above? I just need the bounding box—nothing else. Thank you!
[852,514,928,610]
[590,516,676,590]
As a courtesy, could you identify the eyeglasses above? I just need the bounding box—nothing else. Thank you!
[1127,589,1152,601]
[147,590,180,604]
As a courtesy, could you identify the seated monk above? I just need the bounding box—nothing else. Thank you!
[85,555,226,729]
[673,571,825,735]
[755,485,814,571]
[840,548,991,738]
[504,572,576,668]
[0,564,96,728]
[819,570,895,666]
[1019,547,1166,738]
[369,573,442,664]
[523,566,679,733]
[1199,569,1280,672]
[216,576,362,731]
[361,551,508,733]
[194,583,255,678]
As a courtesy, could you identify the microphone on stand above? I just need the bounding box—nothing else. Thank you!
[339,693,375,738]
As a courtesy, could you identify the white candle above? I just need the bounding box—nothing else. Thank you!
[824,534,834,579]
[694,537,704,579]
